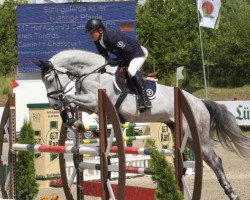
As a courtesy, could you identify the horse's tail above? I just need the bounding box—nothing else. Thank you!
[203,100,250,157]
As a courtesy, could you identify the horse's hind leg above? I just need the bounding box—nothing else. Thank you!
[202,144,240,200]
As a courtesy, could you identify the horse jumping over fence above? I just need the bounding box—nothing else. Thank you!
[34,49,250,200]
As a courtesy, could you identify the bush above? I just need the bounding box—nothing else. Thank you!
[148,139,184,200]
[16,121,39,200]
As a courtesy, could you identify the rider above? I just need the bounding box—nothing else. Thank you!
[85,18,152,109]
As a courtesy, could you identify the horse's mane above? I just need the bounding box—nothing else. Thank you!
[49,49,106,71]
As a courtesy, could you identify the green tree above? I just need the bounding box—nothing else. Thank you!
[0,0,18,75]
[137,0,202,85]
[137,0,249,87]
[16,121,38,200]
[204,0,250,87]
[147,139,183,200]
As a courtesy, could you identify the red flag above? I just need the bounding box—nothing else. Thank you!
[11,80,19,89]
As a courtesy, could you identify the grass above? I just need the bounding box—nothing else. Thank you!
[192,85,250,101]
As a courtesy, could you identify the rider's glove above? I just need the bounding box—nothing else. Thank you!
[106,59,121,66]
[98,67,106,74]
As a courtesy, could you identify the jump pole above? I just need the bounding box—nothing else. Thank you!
[66,135,151,145]
[82,122,150,131]
[12,144,173,156]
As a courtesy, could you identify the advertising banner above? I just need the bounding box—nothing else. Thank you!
[17,2,136,78]
[217,101,250,126]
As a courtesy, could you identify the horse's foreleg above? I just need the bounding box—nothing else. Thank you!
[63,94,98,113]
[202,145,240,200]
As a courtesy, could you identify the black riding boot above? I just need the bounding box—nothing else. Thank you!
[131,71,152,109]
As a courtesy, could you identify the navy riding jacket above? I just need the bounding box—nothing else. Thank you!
[94,29,145,62]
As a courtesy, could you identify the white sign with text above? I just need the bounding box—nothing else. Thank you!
[217,101,250,126]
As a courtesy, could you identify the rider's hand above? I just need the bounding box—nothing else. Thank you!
[106,59,120,66]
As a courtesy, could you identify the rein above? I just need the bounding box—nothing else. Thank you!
[75,63,110,81]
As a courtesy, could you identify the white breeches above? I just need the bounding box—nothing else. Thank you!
[127,46,148,77]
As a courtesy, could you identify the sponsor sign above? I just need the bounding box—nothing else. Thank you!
[17,2,136,77]
[217,101,250,126]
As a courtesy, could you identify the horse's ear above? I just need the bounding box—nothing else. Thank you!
[40,60,54,69]
[32,60,53,75]
[32,60,53,69]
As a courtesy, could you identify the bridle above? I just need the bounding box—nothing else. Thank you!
[42,61,111,101]
[44,68,74,101]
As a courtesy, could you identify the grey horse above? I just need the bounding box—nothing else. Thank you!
[35,49,250,200]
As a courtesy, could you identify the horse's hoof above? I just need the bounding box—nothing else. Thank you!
[229,194,240,200]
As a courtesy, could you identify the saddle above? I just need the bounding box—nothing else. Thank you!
[114,66,158,111]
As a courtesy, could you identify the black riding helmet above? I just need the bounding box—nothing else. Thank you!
[85,18,105,32]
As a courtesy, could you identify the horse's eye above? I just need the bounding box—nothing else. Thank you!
[44,73,53,83]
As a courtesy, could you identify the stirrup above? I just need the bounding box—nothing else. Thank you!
[142,94,152,109]
[136,95,152,111]
[139,100,152,110]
